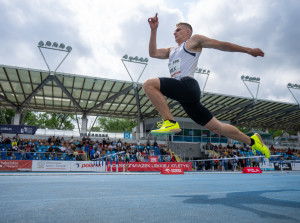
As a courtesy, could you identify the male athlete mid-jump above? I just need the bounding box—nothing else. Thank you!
[143,13,270,158]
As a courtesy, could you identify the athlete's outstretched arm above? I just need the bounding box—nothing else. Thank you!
[148,13,171,59]
[190,34,264,57]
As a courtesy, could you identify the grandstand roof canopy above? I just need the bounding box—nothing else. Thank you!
[0,64,299,131]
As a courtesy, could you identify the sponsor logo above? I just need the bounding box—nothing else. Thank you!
[37,161,45,168]
[81,163,102,168]
[247,169,261,173]
[171,169,182,173]
[165,169,170,173]
[0,164,3,167]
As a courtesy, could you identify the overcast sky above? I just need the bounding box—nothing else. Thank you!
[1,0,300,104]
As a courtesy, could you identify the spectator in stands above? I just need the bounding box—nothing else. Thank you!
[0,133,4,145]
[146,139,151,147]
[45,146,53,158]
[47,136,52,144]
[90,146,95,160]
[30,143,37,153]
[125,150,130,172]
[286,148,293,156]
[60,143,66,153]
[117,139,122,148]
[55,136,61,145]
[78,148,85,161]
[70,136,75,144]
[4,137,11,146]
[94,149,101,159]
[153,140,158,148]
[73,148,79,160]
[171,155,176,162]
[149,149,154,157]
[136,149,142,162]
[142,147,148,160]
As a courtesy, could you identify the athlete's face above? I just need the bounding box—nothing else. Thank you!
[174,25,190,44]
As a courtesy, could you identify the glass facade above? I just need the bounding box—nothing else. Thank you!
[173,129,228,143]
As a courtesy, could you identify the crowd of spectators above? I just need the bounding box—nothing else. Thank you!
[0,133,173,162]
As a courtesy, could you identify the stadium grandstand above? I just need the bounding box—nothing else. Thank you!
[0,64,300,172]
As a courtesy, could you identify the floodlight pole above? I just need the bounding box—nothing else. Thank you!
[287,85,300,107]
[195,68,210,96]
[38,44,72,74]
[240,75,261,100]
[121,56,148,140]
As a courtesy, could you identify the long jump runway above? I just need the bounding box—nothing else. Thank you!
[0,172,300,223]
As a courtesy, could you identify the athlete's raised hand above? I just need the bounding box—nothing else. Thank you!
[248,48,265,57]
[148,13,159,30]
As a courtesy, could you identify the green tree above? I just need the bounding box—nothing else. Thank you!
[97,117,137,132]
[0,109,15,124]
[0,109,75,130]
[36,113,75,130]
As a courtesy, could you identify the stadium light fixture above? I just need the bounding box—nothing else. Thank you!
[59,43,65,49]
[240,75,261,99]
[38,40,71,52]
[46,41,52,47]
[66,46,72,52]
[195,67,210,94]
[241,75,260,83]
[122,54,148,65]
[38,41,44,47]
[195,67,210,75]
[287,83,300,90]
[287,82,300,107]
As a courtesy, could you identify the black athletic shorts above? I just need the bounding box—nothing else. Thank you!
[159,76,213,126]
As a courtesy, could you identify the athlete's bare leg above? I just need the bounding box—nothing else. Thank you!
[205,117,251,145]
[143,78,174,120]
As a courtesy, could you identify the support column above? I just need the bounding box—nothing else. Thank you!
[81,114,88,136]
[298,131,300,144]
[12,108,22,125]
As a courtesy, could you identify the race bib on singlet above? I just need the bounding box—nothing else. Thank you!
[168,58,181,79]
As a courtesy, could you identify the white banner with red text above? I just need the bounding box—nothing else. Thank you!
[32,161,106,172]
[107,162,192,172]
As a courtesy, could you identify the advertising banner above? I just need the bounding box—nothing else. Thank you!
[242,167,262,173]
[259,162,275,171]
[32,161,70,171]
[149,156,158,163]
[274,162,292,171]
[108,162,192,172]
[0,160,32,171]
[161,167,184,174]
[70,161,106,172]
[0,124,38,135]
[292,163,300,171]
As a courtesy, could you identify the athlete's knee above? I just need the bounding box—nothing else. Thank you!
[143,78,160,93]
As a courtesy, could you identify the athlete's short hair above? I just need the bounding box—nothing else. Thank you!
[176,22,193,36]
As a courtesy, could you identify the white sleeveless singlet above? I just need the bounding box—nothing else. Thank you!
[168,41,201,80]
